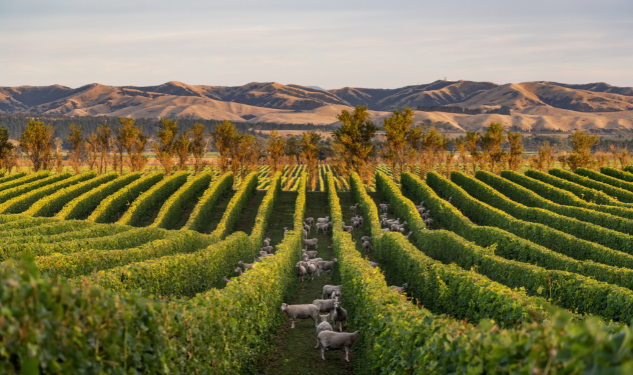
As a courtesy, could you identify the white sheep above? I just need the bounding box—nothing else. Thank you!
[332,300,347,332]
[305,217,314,227]
[301,252,310,261]
[304,238,318,249]
[382,228,390,233]
[303,229,308,239]
[369,261,379,268]
[391,283,408,293]
[351,218,362,230]
[322,284,342,300]
[234,267,243,276]
[361,236,371,244]
[317,259,338,274]
[316,222,330,234]
[304,223,311,234]
[261,245,274,254]
[223,276,231,284]
[306,262,318,281]
[317,216,329,223]
[379,203,390,213]
[262,238,271,247]
[312,299,336,317]
[297,263,307,282]
[315,314,333,348]
[342,221,354,234]
[302,249,318,259]
[317,330,360,362]
[350,203,360,215]
[281,303,319,328]
[404,231,413,239]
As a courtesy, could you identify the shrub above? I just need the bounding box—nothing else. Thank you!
[0,172,67,205]
[0,171,41,194]
[550,168,633,203]
[184,172,233,233]
[208,171,258,241]
[575,167,633,193]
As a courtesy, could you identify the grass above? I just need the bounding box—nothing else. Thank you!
[260,192,354,375]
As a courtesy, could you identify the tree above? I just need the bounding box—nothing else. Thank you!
[479,122,506,174]
[381,107,418,181]
[174,131,191,171]
[419,126,441,179]
[96,124,111,174]
[0,125,15,171]
[85,132,99,170]
[267,129,286,174]
[332,106,378,186]
[54,138,64,173]
[66,123,84,174]
[567,130,599,171]
[465,131,481,175]
[210,120,238,174]
[453,136,468,174]
[132,133,148,172]
[507,131,524,171]
[152,118,179,176]
[530,141,555,172]
[190,123,208,174]
[19,120,55,172]
[300,131,321,191]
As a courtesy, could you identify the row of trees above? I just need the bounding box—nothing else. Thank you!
[1,106,628,190]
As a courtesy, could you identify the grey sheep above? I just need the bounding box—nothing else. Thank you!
[342,221,354,234]
[317,330,360,362]
[315,314,334,348]
[234,267,243,276]
[362,241,372,252]
[297,263,307,282]
[312,299,336,317]
[305,217,314,227]
[302,249,318,259]
[391,283,408,293]
[303,229,308,239]
[379,203,390,213]
[304,223,311,234]
[350,203,360,215]
[281,303,319,328]
[369,261,379,268]
[404,231,413,239]
[316,222,330,235]
[223,276,231,284]
[261,245,274,254]
[332,300,347,332]
[322,284,342,300]
[304,238,318,249]
[317,259,338,274]
[382,228,390,233]
[238,260,254,270]
[262,237,271,247]
[361,236,372,244]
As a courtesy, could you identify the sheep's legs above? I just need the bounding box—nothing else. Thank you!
[290,320,295,329]
[338,322,342,332]
[321,348,326,360]
[344,347,349,362]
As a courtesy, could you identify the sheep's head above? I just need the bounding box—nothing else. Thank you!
[234,267,242,273]
[319,314,329,322]
[402,283,409,290]
[281,303,288,311]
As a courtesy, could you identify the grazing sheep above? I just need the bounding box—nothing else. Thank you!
[281,303,319,328]
[304,223,311,234]
[351,217,362,230]
[350,203,360,215]
[382,228,390,233]
[379,203,391,213]
[331,289,341,301]
[317,216,330,223]
[304,238,319,249]
[234,267,243,276]
[297,263,307,282]
[317,259,338,274]
[369,261,379,268]
[223,276,231,284]
[342,221,354,234]
[379,213,388,220]
[391,221,407,232]
[362,241,372,252]
[315,314,334,348]
[261,246,274,254]
[302,249,318,259]
[303,229,308,239]
[322,284,342,300]
[448,196,452,203]
[301,252,310,261]
[306,262,318,281]
[305,217,314,227]
[361,236,371,244]
[316,222,330,235]
[404,231,413,239]
[317,330,360,362]
[312,299,336,316]
[238,260,254,270]
[424,218,433,227]
[262,238,271,247]
[332,300,347,332]
[391,283,408,293]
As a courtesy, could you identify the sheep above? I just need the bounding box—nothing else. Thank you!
[312,299,336,317]
[369,261,379,268]
[297,263,307,282]
[305,217,314,227]
[350,203,360,215]
[304,238,319,249]
[361,236,372,244]
[317,216,330,223]
[331,289,341,301]
[362,241,372,252]
[304,223,311,234]
[342,221,354,234]
[391,283,408,293]
[281,303,319,328]
[259,251,271,258]
[238,260,253,270]
[379,213,388,220]
[317,330,360,362]
[262,237,271,247]
[223,276,231,284]
[306,262,318,281]
[424,218,433,227]
[301,252,310,261]
[302,249,318,259]
[283,227,289,238]
[391,221,407,232]
[356,215,364,226]
[316,222,330,235]
[379,203,390,213]
[315,314,333,348]
[382,228,390,233]
[303,229,308,239]
[322,284,342,300]
[448,196,452,203]
[261,246,274,254]
[332,300,347,332]
[351,217,362,230]
[317,259,338,274]
[234,267,243,276]
[404,231,413,239]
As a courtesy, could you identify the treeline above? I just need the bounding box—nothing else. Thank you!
[416,105,511,116]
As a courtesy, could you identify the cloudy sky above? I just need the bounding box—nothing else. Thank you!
[1,0,632,89]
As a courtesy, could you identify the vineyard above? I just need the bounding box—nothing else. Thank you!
[4,162,633,374]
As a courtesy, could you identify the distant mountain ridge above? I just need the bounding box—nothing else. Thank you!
[2,80,633,132]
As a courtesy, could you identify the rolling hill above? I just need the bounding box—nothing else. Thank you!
[2,80,633,132]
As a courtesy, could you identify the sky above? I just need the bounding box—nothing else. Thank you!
[1,0,632,89]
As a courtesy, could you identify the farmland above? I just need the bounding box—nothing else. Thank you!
[3,162,633,374]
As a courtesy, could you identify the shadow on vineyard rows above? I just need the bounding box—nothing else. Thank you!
[260,192,353,375]
[236,190,267,235]
[202,190,235,233]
